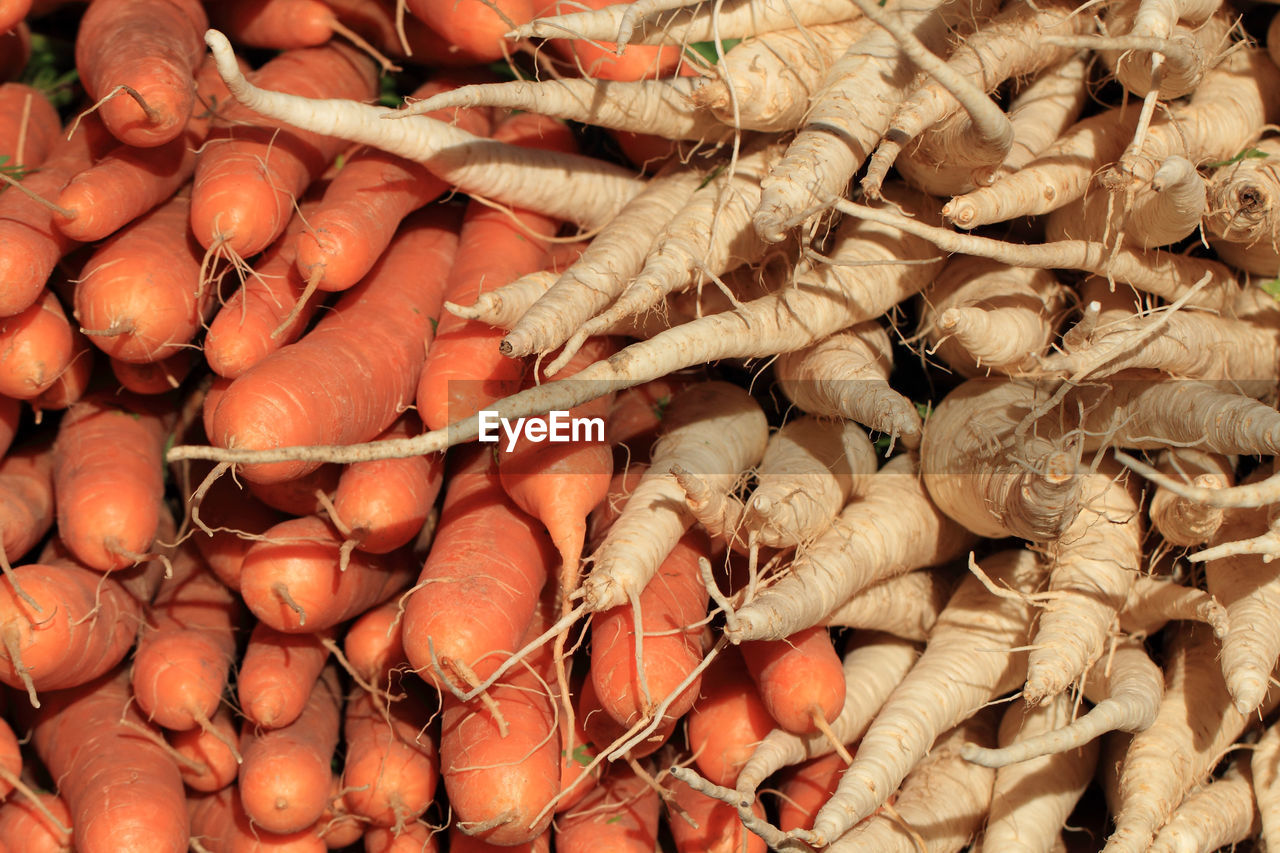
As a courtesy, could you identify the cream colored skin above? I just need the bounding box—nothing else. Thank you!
[1148,449,1234,547]
[1150,755,1258,853]
[1253,718,1280,852]
[823,566,959,642]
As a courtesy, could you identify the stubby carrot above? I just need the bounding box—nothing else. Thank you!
[776,752,846,833]
[52,392,169,571]
[0,289,73,400]
[183,460,286,591]
[110,351,193,395]
[343,599,408,690]
[405,0,535,61]
[237,623,332,729]
[209,205,460,484]
[188,786,327,853]
[239,515,417,632]
[540,0,684,80]
[0,435,54,575]
[342,688,439,827]
[555,763,661,853]
[0,790,70,853]
[239,666,342,834]
[246,464,343,517]
[669,776,767,853]
[739,626,846,735]
[26,668,187,852]
[74,0,207,146]
[686,645,777,787]
[0,83,58,169]
[168,704,240,793]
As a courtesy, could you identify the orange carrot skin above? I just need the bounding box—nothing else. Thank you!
[131,544,242,730]
[333,414,443,554]
[416,114,573,430]
[208,0,337,49]
[556,702,601,814]
[0,82,58,167]
[54,55,232,242]
[776,751,846,833]
[246,464,342,517]
[0,790,70,853]
[0,115,114,319]
[111,350,193,394]
[0,289,73,399]
[0,562,145,693]
[0,718,18,798]
[322,0,472,67]
[686,646,777,787]
[190,44,376,255]
[210,205,461,484]
[556,764,661,853]
[183,460,287,591]
[169,704,240,792]
[343,599,408,689]
[240,515,418,633]
[188,786,327,853]
[317,789,364,850]
[26,668,188,852]
[74,191,209,363]
[364,822,441,853]
[238,623,332,729]
[294,76,493,292]
[52,392,168,571]
[740,626,847,734]
[405,0,535,62]
[0,24,29,82]
[239,667,342,834]
[74,0,207,146]
[447,827,549,853]
[342,688,439,826]
[31,325,93,414]
[402,447,556,689]
[0,395,16,457]
[541,0,683,80]
[669,777,767,853]
[577,670,676,759]
[0,434,55,569]
[591,529,710,727]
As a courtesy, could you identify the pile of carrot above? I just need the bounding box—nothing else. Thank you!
[8,0,1280,850]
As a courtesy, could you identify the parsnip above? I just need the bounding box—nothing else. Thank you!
[1206,135,1280,277]
[1253,717,1280,850]
[1148,449,1235,547]
[822,566,959,641]
[1149,755,1259,853]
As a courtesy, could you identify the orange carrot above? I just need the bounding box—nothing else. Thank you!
[239,515,418,633]
[74,0,208,146]
[669,776,768,853]
[188,786,327,853]
[0,82,59,168]
[0,289,73,399]
[110,351,194,395]
[402,446,555,689]
[27,668,188,852]
[0,21,31,79]
[168,704,240,792]
[332,413,443,554]
[364,822,442,853]
[0,395,16,457]
[238,623,333,729]
[210,0,374,50]
[415,113,573,430]
[190,43,376,256]
[247,464,343,517]
[294,75,493,292]
[739,625,847,735]
[0,435,55,581]
[578,671,677,759]
[555,763,661,853]
[0,790,70,853]
[317,787,365,849]
[343,599,408,690]
[447,826,549,853]
[52,391,169,571]
[29,325,93,415]
[209,205,460,483]
[183,460,287,591]
[590,529,710,728]
[74,190,209,364]
[342,688,439,827]
[239,666,342,834]
[404,0,536,62]
[541,0,684,80]
[774,751,846,833]
[686,645,777,787]
[131,542,242,731]
[54,55,233,242]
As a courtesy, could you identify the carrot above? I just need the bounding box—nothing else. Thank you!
[342,688,439,827]
[239,515,417,632]
[447,827,548,853]
[364,821,441,853]
[405,0,535,62]
[73,0,207,146]
[188,786,327,853]
[792,548,1044,847]
[739,626,845,736]
[438,596,561,846]
[54,54,232,242]
[183,460,287,590]
[0,433,53,583]
[52,391,169,571]
[331,413,443,555]
[555,763,660,853]
[27,667,187,852]
[237,622,332,728]
[74,189,210,364]
[295,75,494,293]
[774,752,846,834]
[402,446,555,689]
[190,42,377,256]
[540,0,683,80]
[317,788,365,850]
[202,31,644,232]
[0,82,59,169]
[0,790,70,853]
[247,464,343,517]
[110,350,193,395]
[28,326,93,416]
[209,204,459,484]
[168,704,240,792]
[239,665,342,834]
[0,113,114,320]
[209,0,389,56]
[0,288,73,400]
[0,3,30,49]
[578,670,677,760]
[131,542,242,731]
[0,395,16,458]
[591,529,709,730]
[415,119,568,430]
[669,775,767,853]
[685,644,778,788]
[343,599,408,691]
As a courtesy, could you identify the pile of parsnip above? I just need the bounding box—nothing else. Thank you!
[8,0,1280,849]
